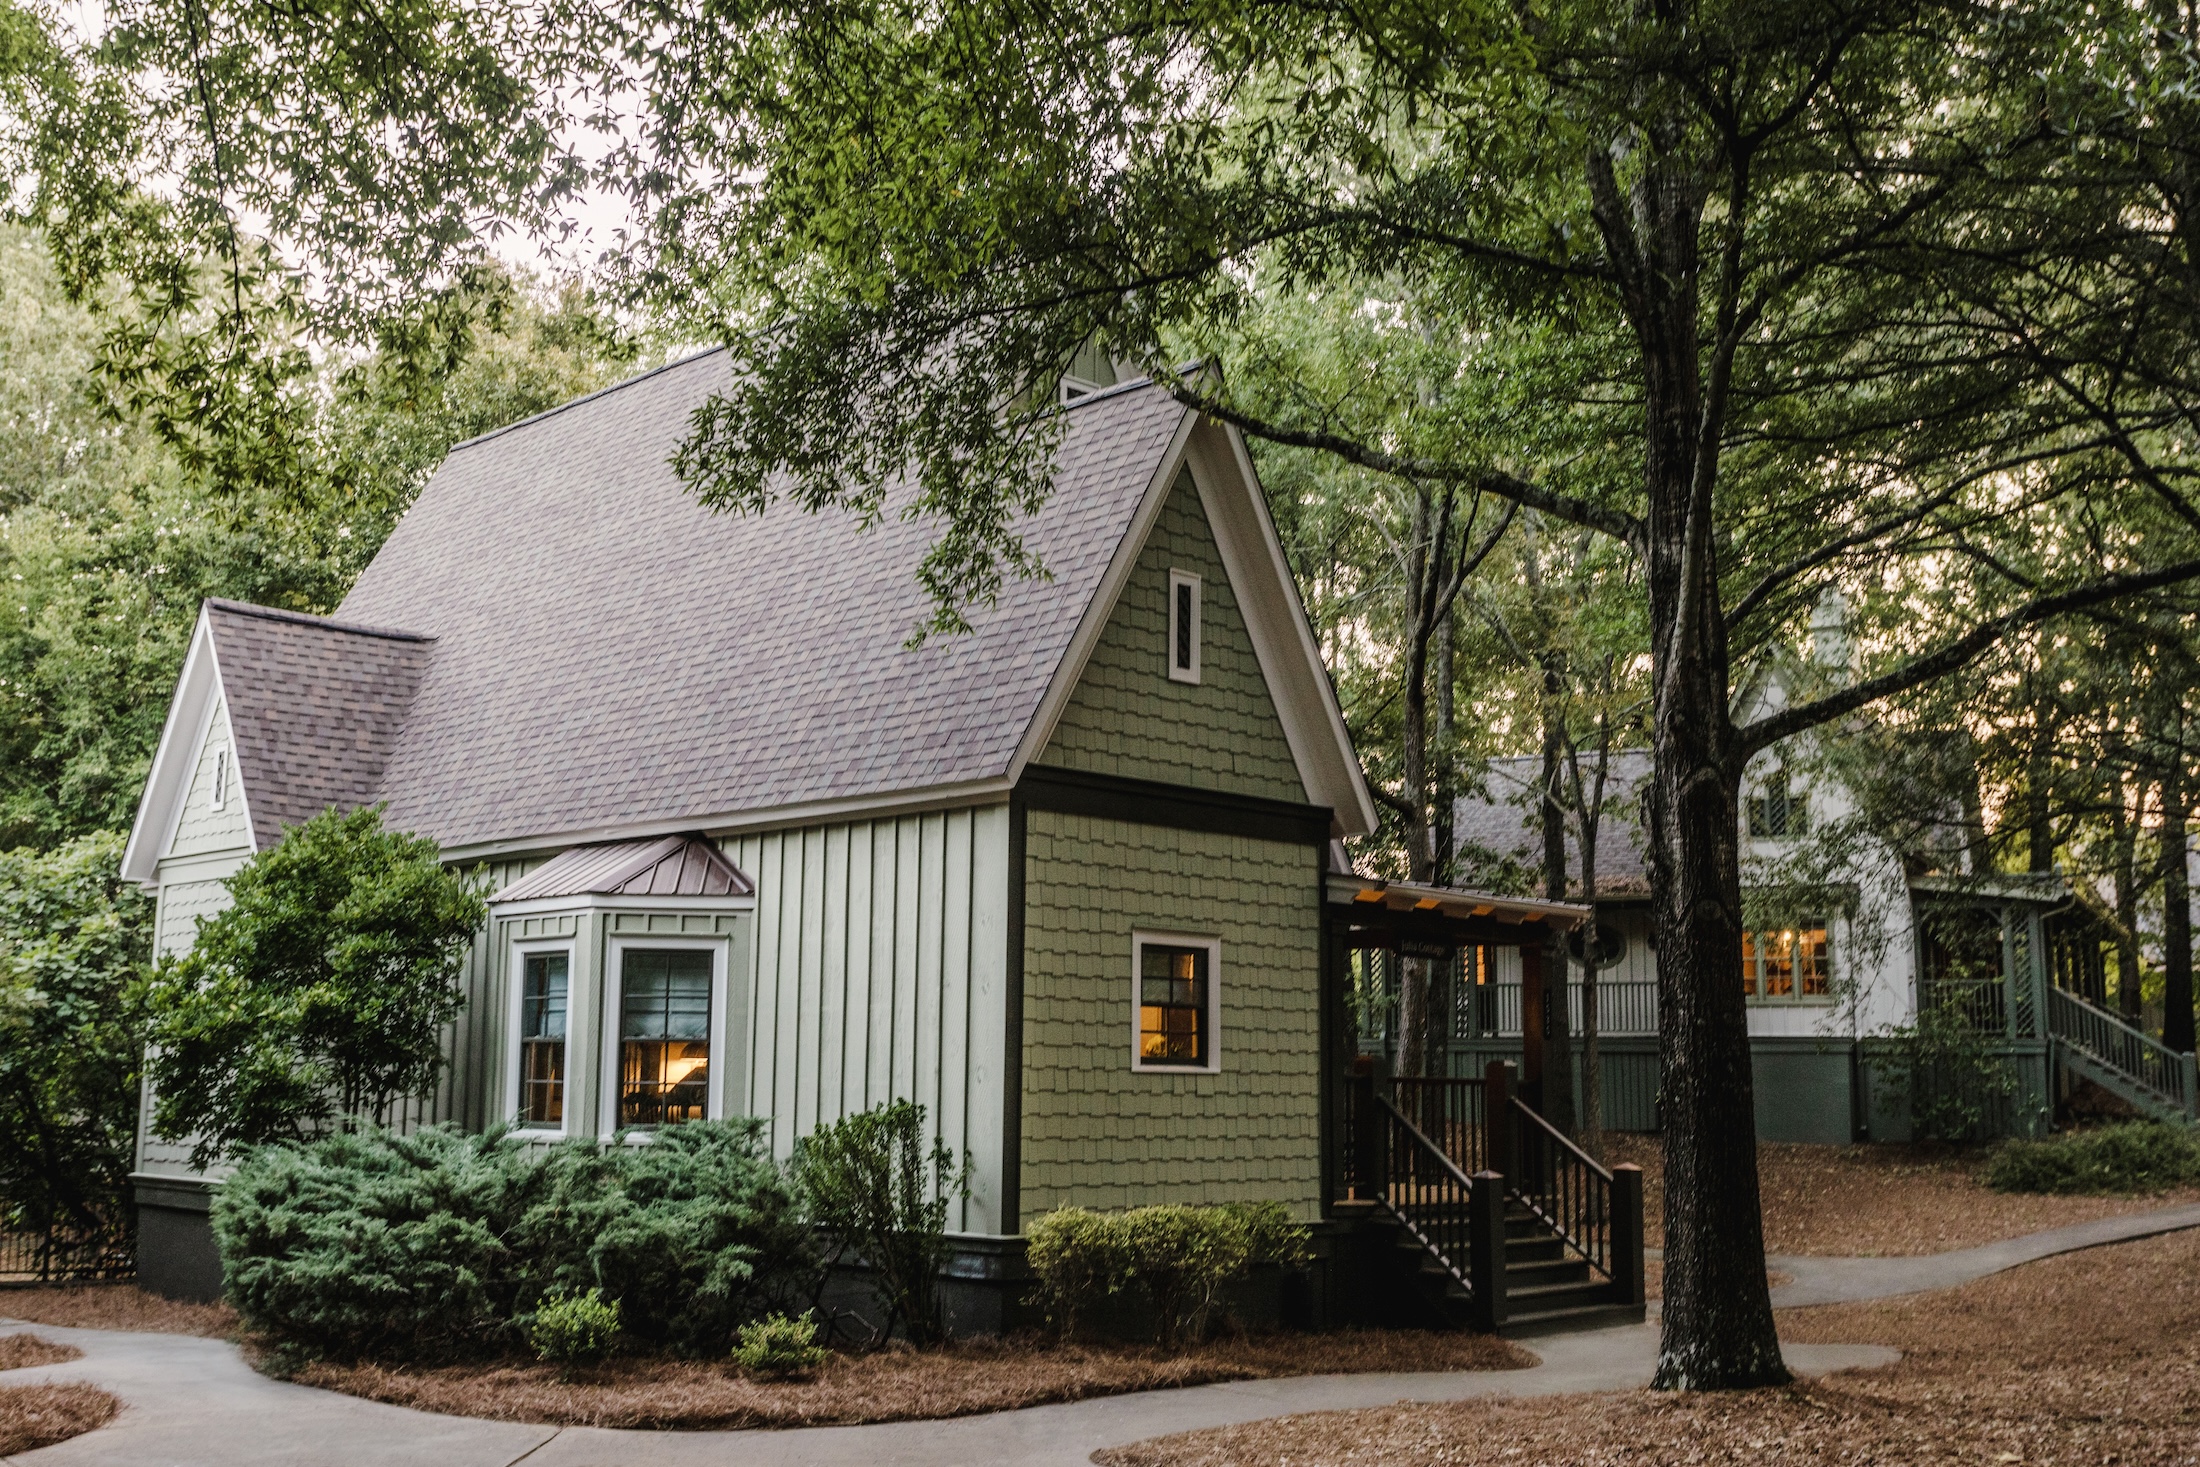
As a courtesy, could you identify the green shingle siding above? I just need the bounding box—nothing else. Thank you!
[1039,472,1306,802]
[1019,809,1322,1220]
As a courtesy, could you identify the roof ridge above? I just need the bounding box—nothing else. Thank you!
[444,346,729,455]
[204,598,435,643]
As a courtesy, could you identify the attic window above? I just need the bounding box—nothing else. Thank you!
[210,749,229,811]
[1168,569,1201,684]
[1747,776,1805,838]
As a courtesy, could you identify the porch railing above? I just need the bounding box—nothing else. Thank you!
[1391,1077,1489,1174]
[1460,979,1659,1039]
[2048,986,2200,1120]
[0,1226,134,1285]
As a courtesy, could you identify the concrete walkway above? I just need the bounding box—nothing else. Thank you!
[0,1319,1893,1467]
[38,1195,2200,1467]
[1767,1201,2200,1308]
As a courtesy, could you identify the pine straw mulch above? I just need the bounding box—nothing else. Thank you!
[1095,1226,2200,1467]
[1603,1133,2200,1256]
[0,1284,238,1338]
[290,1329,1533,1431]
[0,1332,83,1370]
[0,1383,119,1456]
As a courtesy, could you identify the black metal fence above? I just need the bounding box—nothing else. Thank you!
[0,1225,135,1285]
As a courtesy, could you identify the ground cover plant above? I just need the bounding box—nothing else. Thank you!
[732,1312,826,1378]
[213,1119,810,1361]
[0,1383,118,1456]
[1985,1122,2200,1195]
[1096,1225,2200,1466]
[291,1328,1532,1429]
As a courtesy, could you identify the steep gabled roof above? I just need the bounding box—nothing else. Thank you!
[1453,751,1655,898]
[126,350,1374,878]
[204,601,434,850]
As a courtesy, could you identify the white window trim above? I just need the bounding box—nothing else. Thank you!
[600,933,732,1134]
[505,937,579,1135]
[1167,568,1202,685]
[1131,930,1222,1074]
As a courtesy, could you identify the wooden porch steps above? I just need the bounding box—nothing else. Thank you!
[1364,1202,1646,1337]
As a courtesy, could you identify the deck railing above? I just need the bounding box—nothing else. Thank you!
[1391,1077,1489,1175]
[1506,1097,1612,1280]
[1460,979,1659,1039]
[2048,986,2200,1119]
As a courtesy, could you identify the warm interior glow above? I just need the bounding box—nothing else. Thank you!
[664,1054,709,1085]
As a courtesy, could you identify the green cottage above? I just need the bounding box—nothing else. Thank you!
[122,353,1637,1336]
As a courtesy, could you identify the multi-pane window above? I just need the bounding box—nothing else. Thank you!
[1138,942,1210,1066]
[619,949,712,1126]
[1742,922,1831,1000]
[1747,777,1807,838]
[518,951,568,1126]
[1167,569,1201,684]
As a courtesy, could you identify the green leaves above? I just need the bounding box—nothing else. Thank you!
[0,831,150,1256]
[139,806,487,1165]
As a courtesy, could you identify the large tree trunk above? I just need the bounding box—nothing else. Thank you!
[2162,712,2194,1054]
[1592,148,1788,1390]
[1578,798,1605,1162]
[2026,683,2057,873]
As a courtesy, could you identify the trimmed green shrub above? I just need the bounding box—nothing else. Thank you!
[1985,1122,2200,1195]
[790,1100,970,1345]
[733,1311,826,1378]
[530,1288,619,1368]
[213,1120,813,1361]
[1026,1201,1312,1346]
[1025,1207,1133,1341]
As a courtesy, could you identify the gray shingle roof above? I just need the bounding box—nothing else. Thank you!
[202,600,434,851]
[313,350,1186,852]
[1453,751,1654,897]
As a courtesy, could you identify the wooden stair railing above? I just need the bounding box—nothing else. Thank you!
[1342,1066,1646,1330]
[2047,987,2200,1122]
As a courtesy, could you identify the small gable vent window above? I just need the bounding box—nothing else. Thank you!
[1168,569,1201,684]
[1747,775,1805,838]
[209,748,229,811]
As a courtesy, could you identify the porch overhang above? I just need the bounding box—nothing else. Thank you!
[1325,874,1588,952]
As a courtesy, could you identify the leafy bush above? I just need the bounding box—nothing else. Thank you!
[733,1311,826,1377]
[213,1119,813,1360]
[1026,1201,1311,1346]
[1879,995,2020,1143]
[140,807,488,1165]
[1986,1122,2200,1195]
[530,1288,619,1368]
[791,1100,970,1345]
[0,834,149,1273]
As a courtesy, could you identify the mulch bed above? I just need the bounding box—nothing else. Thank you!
[1605,1133,2200,1256]
[0,1332,83,1370]
[0,1285,237,1338]
[292,1329,1533,1430]
[0,1383,119,1456]
[1095,1227,2200,1467]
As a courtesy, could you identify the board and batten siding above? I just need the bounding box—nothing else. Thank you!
[1019,809,1323,1220]
[1038,470,1307,804]
[726,805,1011,1235]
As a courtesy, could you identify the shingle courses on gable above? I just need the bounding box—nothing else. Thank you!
[203,600,434,851]
[293,349,1191,853]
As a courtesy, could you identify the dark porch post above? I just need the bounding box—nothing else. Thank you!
[1518,939,1547,1110]
[1483,1058,1517,1180]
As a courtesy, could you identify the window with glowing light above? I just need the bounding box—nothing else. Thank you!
[1741,921,1831,1001]
[619,948,713,1125]
[518,951,568,1126]
[1134,935,1219,1070]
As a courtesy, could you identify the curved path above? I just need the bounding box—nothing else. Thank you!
[22,1197,2197,1467]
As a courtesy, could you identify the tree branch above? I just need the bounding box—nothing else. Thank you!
[1739,556,2200,757]
[1166,385,1647,551]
